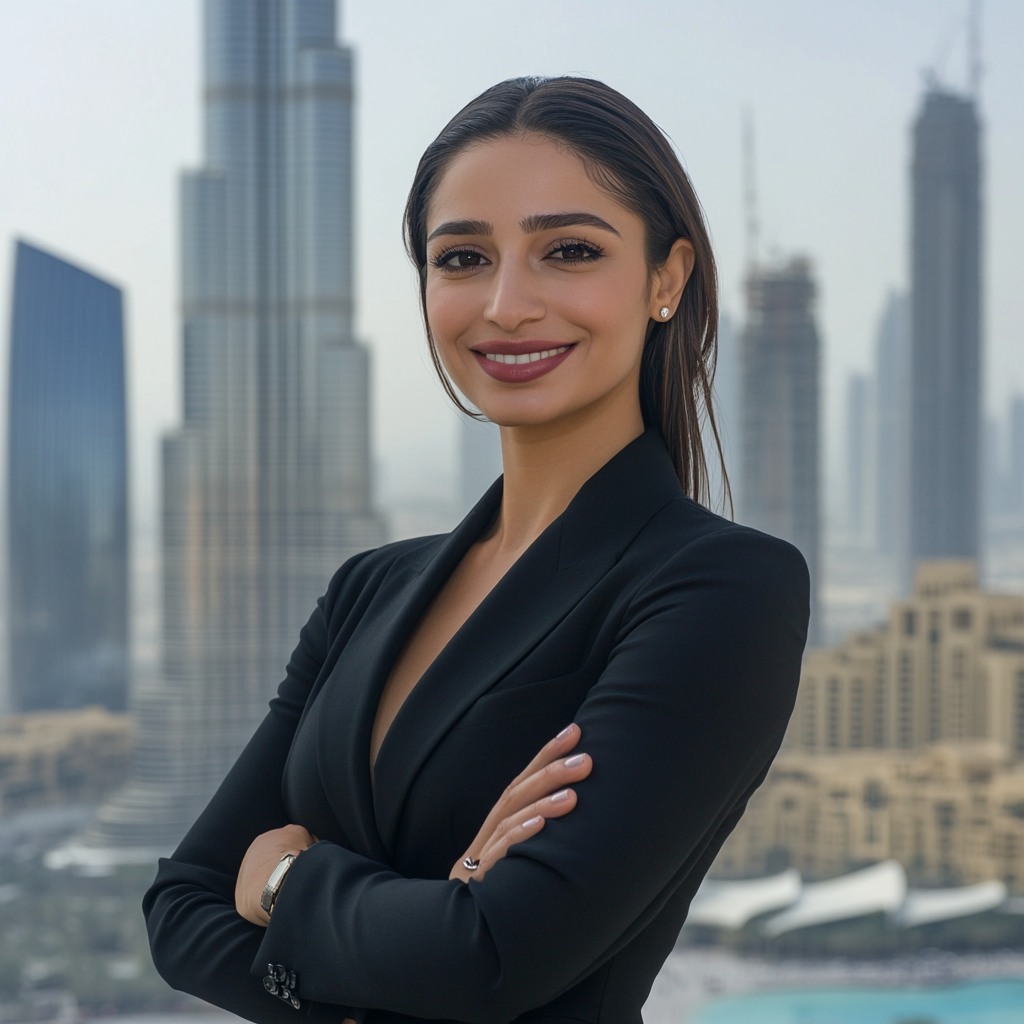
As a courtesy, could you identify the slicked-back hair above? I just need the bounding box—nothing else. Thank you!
[403,76,728,511]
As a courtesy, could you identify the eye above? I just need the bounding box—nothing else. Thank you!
[430,247,490,272]
[544,239,605,265]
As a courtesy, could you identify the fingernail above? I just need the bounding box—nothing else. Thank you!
[564,754,585,768]
[549,789,570,803]
[556,724,575,740]
[523,816,543,828]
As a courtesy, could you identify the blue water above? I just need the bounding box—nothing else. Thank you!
[691,979,1024,1024]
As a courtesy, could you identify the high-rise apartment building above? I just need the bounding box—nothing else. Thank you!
[788,561,1024,757]
[910,87,982,568]
[6,241,128,713]
[92,0,385,847]
[740,258,821,642]
[716,561,1024,889]
[873,291,911,579]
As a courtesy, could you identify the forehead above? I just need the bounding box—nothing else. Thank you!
[427,135,631,230]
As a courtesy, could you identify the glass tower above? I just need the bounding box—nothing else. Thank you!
[6,240,129,712]
[91,0,385,847]
[909,87,982,566]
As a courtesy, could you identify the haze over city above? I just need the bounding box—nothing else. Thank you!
[1,0,1022,530]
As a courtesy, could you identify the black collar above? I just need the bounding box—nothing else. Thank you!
[311,428,685,861]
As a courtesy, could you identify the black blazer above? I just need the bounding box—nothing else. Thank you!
[144,429,809,1024]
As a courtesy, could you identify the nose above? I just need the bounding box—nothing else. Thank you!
[483,255,545,333]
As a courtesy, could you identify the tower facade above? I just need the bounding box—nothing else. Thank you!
[909,88,982,567]
[6,241,128,713]
[873,291,911,584]
[845,372,869,544]
[740,258,821,642]
[92,0,385,846]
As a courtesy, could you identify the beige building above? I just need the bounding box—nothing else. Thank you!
[0,707,133,817]
[715,562,1024,892]
[788,561,1024,756]
[716,743,1024,891]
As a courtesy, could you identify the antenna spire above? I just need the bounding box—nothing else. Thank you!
[968,0,982,99]
[742,108,760,273]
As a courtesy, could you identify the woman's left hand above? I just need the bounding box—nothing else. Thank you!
[235,824,317,926]
[449,723,591,883]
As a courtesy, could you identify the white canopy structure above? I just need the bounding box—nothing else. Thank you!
[687,869,802,929]
[897,880,1009,927]
[762,860,907,937]
[686,864,1014,936]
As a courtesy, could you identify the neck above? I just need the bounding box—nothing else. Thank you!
[488,386,645,557]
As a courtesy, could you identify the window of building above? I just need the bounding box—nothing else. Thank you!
[827,676,840,749]
[850,678,864,748]
[898,651,914,748]
[1016,671,1024,758]
[873,657,887,747]
[864,781,887,809]
[953,608,972,630]
[802,680,817,751]
[904,610,916,636]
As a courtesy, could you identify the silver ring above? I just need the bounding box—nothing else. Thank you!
[463,856,481,871]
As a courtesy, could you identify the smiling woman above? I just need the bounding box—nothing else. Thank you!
[144,76,810,1024]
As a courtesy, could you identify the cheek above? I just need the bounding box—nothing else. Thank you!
[425,281,477,349]
[562,271,648,359]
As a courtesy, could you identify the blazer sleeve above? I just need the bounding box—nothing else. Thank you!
[247,529,808,1024]
[143,551,373,1024]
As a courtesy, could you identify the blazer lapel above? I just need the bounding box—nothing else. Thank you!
[372,429,684,856]
[311,478,505,862]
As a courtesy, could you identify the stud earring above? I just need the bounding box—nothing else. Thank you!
[659,306,670,319]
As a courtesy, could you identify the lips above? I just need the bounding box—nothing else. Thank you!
[470,341,576,383]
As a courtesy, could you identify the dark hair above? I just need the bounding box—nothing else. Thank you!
[403,76,728,510]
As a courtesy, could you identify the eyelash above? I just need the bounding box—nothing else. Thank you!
[428,237,607,273]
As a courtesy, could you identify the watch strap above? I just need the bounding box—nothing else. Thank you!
[260,853,297,914]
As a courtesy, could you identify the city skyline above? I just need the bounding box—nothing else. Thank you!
[2,1,1022,538]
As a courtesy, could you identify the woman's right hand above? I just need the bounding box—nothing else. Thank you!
[449,723,592,883]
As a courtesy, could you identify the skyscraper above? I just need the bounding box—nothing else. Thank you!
[845,373,869,544]
[708,312,739,514]
[873,291,911,582]
[1009,396,1024,517]
[740,258,820,642]
[91,0,384,847]
[909,86,982,567]
[6,241,128,713]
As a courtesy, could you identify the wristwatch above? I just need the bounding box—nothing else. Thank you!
[260,853,297,915]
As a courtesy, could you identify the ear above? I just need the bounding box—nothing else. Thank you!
[649,238,695,321]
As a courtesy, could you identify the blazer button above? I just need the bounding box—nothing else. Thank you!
[263,964,301,1010]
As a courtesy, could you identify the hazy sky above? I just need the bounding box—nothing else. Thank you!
[1,0,1021,530]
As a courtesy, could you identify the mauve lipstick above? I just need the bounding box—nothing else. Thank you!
[471,340,576,384]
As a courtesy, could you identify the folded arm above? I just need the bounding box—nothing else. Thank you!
[146,530,808,1024]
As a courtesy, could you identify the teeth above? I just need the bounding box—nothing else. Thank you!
[484,346,569,365]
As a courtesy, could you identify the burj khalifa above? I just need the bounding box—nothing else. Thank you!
[92,0,385,847]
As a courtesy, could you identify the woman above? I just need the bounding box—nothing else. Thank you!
[144,76,808,1024]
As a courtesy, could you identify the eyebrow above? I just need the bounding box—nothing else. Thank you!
[426,211,620,243]
[427,219,493,241]
[520,212,621,237]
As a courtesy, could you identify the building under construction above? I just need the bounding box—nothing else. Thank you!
[740,258,821,643]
